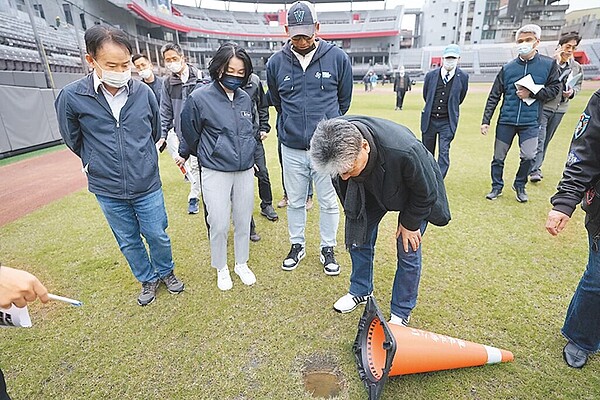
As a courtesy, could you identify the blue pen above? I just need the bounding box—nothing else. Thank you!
[47,293,83,307]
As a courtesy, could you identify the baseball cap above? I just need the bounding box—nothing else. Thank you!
[443,44,461,58]
[287,1,317,38]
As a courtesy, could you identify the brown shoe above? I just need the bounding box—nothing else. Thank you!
[306,196,314,210]
[277,196,288,208]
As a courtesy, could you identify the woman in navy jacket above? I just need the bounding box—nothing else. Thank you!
[180,43,257,291]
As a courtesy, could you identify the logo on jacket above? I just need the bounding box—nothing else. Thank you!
[315,71,331,79]
[241,111,252,118]
[284,75,291,81]
[574,112,590,139]
[293,10,305,23]
[566,151,580,167]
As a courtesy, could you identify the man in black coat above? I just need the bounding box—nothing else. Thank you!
[309,116,450,325]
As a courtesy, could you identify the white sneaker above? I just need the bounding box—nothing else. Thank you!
[234,263,256,286]
[216,266,233,291]
[333,293,372,313]
[389,314,410,327]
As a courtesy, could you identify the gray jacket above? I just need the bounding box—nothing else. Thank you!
[543,58,583,113]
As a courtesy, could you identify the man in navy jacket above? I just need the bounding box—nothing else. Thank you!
[421,44,469,178]
[55,26,184,306]
[481,24,560,203]
[266,1,353,276]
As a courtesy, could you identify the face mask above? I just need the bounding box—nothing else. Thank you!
[95,60,131,88]
[166,61,183,74]
[517,42,534,56]
[443,59,457,71]
[399,72,405,77]
[293,43,316,56]
[138,68,153,80]
[220,74,244,91]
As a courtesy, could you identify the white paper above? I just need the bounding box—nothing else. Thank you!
[566,73,582,91]
[514,74,544,105]
[0,305,32,328]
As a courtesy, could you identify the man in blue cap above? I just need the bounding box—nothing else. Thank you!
[421,44,469,179]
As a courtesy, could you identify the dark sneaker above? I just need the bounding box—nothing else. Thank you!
[250,230,261,242]
[333,293,372,313]
[563,342,589,368]
[260,204,279,221]
[161,271,184,294]
[512,185,528,203]
[282,243,305,271]
[389,314,410,327]
[320,246,340,276]
[137,280,159,306]
[188,198,199,214]
[529,172,543,183]
[485,188,503,200]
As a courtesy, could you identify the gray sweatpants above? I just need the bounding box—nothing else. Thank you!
[201,167,255,269]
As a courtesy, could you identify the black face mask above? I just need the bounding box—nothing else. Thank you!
[293,43,316,56]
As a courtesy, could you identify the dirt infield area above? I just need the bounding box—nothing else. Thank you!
[0,149,87,227]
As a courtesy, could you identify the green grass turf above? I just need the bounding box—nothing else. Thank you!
[1,82,599,399]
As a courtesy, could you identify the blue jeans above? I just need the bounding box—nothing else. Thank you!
[96,189,174,283]
[561,233,600,353]
[281,145,339,247]
[491,124,538,190]
[422,117,455,179]
[531,108,566,176]
[348,208,427,319]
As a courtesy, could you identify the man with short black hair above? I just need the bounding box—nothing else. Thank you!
[55,26,184,306]
[310,116,450,325]
[266,0,353,275]
[132,53,164,104]
[160,42,203,214]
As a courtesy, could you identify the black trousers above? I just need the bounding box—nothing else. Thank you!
[254,140,273,209]
[396,90,407,109]
[0,368,11,400]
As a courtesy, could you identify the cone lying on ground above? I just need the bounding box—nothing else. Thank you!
[353,297,514,400]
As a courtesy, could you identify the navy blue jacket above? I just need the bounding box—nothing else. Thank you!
[55,74,161,199]
[420,67,469,134]
[482,52,560,127]
[266,39,353,150]
[180,81,256,172]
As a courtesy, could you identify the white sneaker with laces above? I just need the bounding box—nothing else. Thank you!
[216,266,233,291]
[234,263,256,286]
[333,293,372,313]
[389,314,410,327]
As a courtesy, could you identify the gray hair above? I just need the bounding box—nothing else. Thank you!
[310,118,363,177]
[515,24,541,41]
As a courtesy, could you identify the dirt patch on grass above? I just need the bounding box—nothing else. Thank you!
[0,148,87,227]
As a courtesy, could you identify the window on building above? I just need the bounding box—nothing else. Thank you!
[80,13,87,30]
[442,22,447,27]
[63,3,73,25]
[444,8,449,13]
[33,4,45,19]
[15,0,25,12]
[441,35,446,40]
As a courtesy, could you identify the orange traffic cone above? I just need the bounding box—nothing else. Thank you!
[353,297,514,400]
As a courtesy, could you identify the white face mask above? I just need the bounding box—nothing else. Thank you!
[166,61,183,74]
[95,61,131,88]
[443,58,457,71]
[138,68,153,80]
[517,42,534,56]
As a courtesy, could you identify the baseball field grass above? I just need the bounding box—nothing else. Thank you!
[0,82,599,399]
